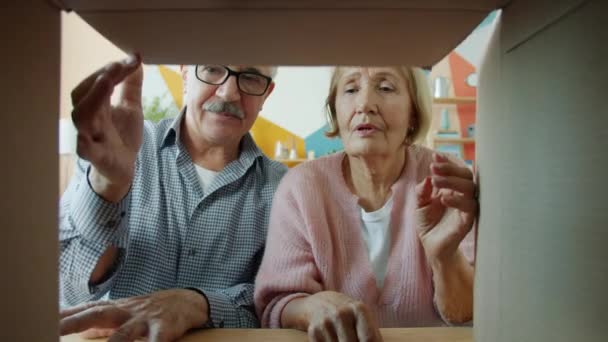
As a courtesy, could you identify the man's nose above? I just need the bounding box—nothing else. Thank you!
[215,75,241,102]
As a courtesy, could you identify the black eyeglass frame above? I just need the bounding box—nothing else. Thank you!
[194,65,273,96]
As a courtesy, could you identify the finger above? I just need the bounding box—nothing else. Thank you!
[321,319,338,342]
[433,152,449,163]
[73,54,142,131]
[75,132,107,164]
[415,177,433,207]
[308,326,326,342]
[148,322,177,342]
[430,161,473,180]
[60,305,129,336]
[107,320,148,342]
[441,192,478,214]
[81,328,116,339]
[352,303,376,342]
[116,64,144,109]
[71,73,113,135]
[71,54,140,106]
[334,312,357,342]
[71,65,115,107]
[431,176,475,197]
[60,300,113,319]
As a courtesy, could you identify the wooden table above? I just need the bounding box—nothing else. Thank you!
[62,327,472,341]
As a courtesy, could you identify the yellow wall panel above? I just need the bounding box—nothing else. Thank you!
[158,65,183,108]
[251,116,305,160]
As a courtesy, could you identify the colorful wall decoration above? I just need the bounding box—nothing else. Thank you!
[428,10,498,166]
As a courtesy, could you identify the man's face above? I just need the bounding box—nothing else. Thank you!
[182,65,275,146]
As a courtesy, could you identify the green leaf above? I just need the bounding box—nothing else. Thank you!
[142,93,179,123]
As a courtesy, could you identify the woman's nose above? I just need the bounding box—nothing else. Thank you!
[355,87,378,115]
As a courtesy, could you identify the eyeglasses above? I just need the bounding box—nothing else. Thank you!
[195,65,272,96]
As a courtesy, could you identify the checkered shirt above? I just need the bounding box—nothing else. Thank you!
[59,113,287,328]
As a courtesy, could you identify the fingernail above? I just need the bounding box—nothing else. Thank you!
[430,163,441,174]
[125,53,139,67]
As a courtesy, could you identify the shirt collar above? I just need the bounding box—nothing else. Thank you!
[160,107,186,149]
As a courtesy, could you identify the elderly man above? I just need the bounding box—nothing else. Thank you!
[59,54,286,341]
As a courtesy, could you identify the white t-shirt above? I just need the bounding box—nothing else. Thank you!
[360,195,393,288]
[194,164,219,195]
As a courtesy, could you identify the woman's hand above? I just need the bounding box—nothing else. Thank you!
[282,291,383,342]
[415,153,478,265]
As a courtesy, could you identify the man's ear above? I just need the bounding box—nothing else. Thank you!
[181,65,188,87]
[264,81,275,100]
[180,65,188,100]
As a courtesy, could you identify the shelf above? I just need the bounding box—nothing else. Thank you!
[275,158,309,167]
[433,137,475,144]
[275,158,308,163]
[432,97,476,105]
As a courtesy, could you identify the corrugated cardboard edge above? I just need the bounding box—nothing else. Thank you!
[62,0,504,12]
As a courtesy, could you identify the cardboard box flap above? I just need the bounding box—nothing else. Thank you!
[502,0,586,53]
[60,0,506,66]
[61,0,505,12]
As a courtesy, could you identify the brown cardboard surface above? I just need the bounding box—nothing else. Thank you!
[475,0,608,341]
[473,14,504,341]
[0,2,60,341]
[59,0,506,66]
[61,0,505,11]
[501,0,587,52]
[6,0,605,341]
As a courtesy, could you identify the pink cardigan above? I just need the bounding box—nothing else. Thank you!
[254,145,475,328]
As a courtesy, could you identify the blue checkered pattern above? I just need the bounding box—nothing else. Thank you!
[59,112,287,328]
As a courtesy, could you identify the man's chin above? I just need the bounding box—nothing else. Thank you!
[202,129,243,145]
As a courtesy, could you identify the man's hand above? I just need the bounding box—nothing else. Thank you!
[282,291,383,342]
[60,289,208,342]
[71,54,144,202]
[415,153,478,265]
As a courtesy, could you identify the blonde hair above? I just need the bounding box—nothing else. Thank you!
[324,66,431,145]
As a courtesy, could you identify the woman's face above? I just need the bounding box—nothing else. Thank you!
[335,67,413,158]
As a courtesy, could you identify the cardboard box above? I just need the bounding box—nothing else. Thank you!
[59,0,506,66]
[475,1,607,341]
[2,1,606,341]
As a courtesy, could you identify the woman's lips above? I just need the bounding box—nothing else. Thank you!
[353,123,379,136]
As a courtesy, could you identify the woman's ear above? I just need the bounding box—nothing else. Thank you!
[410,112,419,133]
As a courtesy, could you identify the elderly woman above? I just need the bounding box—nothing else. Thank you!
[254,66,477,341]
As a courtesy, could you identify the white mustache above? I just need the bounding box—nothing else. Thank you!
[203,101,244,119]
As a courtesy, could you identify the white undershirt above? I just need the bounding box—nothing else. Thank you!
[360,195,393,288]
[194,164,219,195]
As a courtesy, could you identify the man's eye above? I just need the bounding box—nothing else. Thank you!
[241,74,264,84]
[203,66,222,74]
[379,86,394,92]
[345,88,357,94]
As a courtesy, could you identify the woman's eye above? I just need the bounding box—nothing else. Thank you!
[345,88,358,94]
[379,85,394,92]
